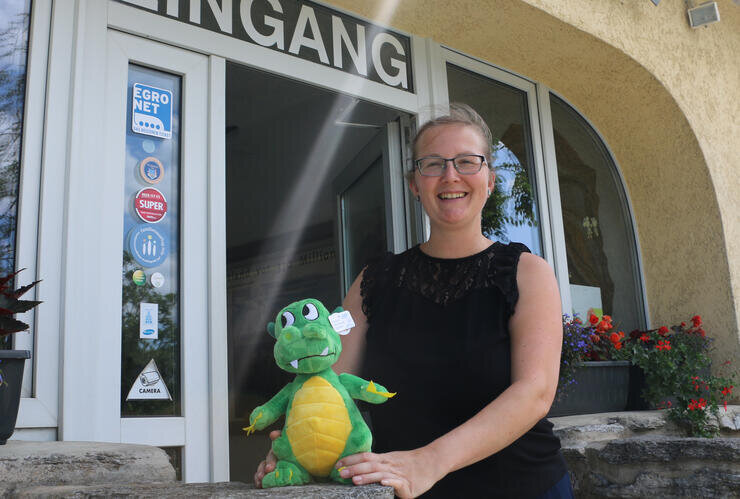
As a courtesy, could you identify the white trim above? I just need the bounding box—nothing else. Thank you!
[107,1,418,114]
[15,0,64,432]
[385,121,407,253]
[14,0,51,399]
[59,0,120,443]
[207,55,230,483]
[547,88,650,328]
[121,417,185,446]
[536,85,572,314]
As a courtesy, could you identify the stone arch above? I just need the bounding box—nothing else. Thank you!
[330,0,739,367]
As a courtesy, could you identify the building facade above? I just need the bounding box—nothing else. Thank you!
[2,0,738,483]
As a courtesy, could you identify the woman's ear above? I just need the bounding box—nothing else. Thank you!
[408,178,419,198]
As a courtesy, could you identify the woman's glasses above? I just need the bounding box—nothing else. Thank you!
[414,154,486,177]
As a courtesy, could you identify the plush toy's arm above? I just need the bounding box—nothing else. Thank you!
[339,372,396,404]
[243,382,293,435]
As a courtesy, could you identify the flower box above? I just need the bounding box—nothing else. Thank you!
[549,360,630,417]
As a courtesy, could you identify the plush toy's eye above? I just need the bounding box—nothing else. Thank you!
[302,303,319,320]
[281,311,295,328]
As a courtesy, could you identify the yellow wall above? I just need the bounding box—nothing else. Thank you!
[328,0,740,375]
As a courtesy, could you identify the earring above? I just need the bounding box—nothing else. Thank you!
[487,188,491,197]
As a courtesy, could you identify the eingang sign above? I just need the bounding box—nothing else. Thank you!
[117,0,414,91]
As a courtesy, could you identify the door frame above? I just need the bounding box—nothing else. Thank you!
[333,121,406,295]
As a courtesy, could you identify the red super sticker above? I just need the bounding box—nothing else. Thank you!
[134,188,167,223]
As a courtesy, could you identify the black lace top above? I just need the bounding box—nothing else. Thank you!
[360,242,567,498]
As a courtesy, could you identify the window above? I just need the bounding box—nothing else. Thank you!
[446,64,543,255]
[550,93,646,330]
[0,0,31,348]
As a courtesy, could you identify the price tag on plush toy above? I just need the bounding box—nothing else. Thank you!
[329,310,355,335]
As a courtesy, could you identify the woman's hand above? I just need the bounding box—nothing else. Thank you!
[335,447,446,498]
[253,430,280,488]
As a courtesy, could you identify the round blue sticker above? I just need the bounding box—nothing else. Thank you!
[139,156,164,184]
[128,225,168,268]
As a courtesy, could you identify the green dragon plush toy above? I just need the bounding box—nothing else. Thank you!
[244,298,395,487]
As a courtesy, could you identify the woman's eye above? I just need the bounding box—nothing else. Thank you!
[302,303,319,320]
[281,311,295,328]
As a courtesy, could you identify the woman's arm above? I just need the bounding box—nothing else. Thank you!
[335,253,563,497]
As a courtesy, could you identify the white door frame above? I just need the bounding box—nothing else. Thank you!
[103,29,227,482]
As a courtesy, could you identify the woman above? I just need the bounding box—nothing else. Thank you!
[255,104,571,498]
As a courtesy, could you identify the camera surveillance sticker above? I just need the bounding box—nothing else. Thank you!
[132,83,172,139]
[126,359,172,401]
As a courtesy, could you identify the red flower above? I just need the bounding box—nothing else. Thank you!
[724,400,728,412]
[688,398,706,411]
[639,333,650,342]
[589,314,599,325]
[590,334,600,343]
[609,332,621,344]
[680,322,687,327]
[696,328,706,338]
[658,326,669,336]
[692,315,702,327]
[721,386,734,396]
[614,342,622,350]
[655,339,671,351]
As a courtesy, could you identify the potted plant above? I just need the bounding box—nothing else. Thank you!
[0,269,41,444]
[550,313,631,417]
[623,315,736,437]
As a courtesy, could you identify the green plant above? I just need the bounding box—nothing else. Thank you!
[624,316,736,438]
[0,269,41,386]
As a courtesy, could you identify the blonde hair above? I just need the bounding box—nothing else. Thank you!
[407,103,494,181]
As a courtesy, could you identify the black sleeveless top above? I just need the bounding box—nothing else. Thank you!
[360,242,567,498]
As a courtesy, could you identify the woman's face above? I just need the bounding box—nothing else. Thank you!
[410,124,494,232]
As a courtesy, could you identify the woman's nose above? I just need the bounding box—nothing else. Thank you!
[440,159,461,180]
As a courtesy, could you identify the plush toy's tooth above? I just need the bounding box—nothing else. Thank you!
[321,347,329,356]
[290,359,299,369]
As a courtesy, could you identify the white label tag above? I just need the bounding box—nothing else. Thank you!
[126,359,172,401]
[329,310,355,336]
[139,302,159,339]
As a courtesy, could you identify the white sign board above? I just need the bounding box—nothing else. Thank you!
[570,284,603,321]
[126,358,172,401]
[139,302,159,339]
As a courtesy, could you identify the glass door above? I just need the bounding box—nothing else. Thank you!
[334,123,405,294]
[103,29,218,482]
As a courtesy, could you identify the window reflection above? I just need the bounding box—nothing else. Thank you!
[0,0,31,349]
[446,64,542,255]
[550,94,645,331]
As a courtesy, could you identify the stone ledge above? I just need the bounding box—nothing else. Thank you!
[8,482,393,498]
[552,407,740,498]
[0,441,175,491]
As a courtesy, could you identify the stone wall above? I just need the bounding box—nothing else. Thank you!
[552,407,740,497]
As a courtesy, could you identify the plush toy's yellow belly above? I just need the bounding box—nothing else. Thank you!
[285,375,352,476]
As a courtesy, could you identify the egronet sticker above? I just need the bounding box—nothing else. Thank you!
[132,83,173,139]
[134,187,167,223]
[132,270,146,286]
[126,359,172,401]
[329,310,355,336]
[139,156,164,184]
[128,225,168,268]
[150,272,165,288]
[139,302,158,339]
